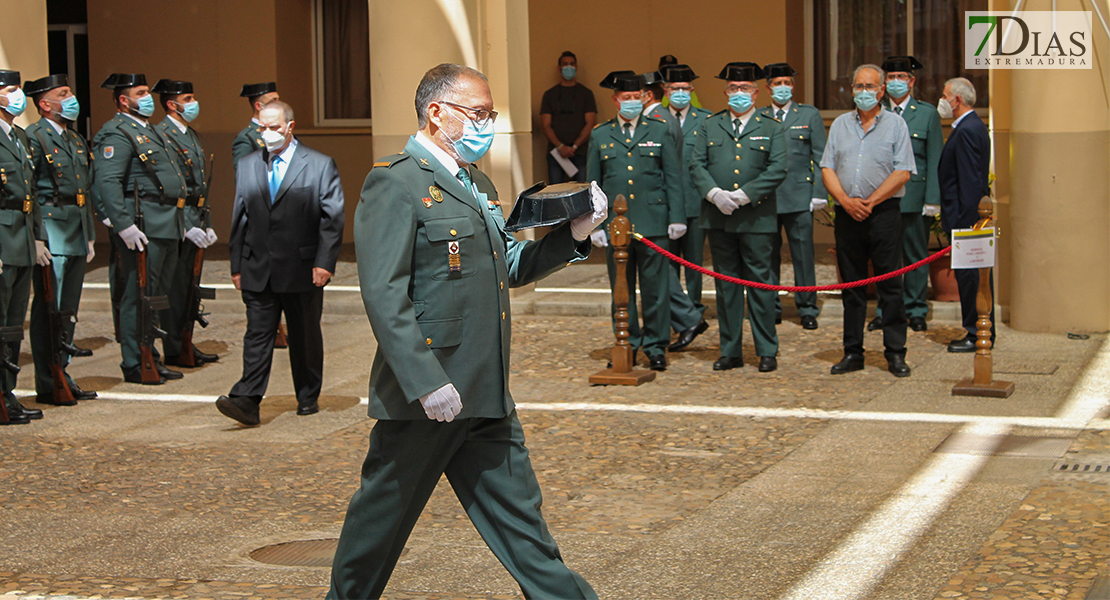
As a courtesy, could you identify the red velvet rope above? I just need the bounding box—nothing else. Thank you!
[634,234,952,292]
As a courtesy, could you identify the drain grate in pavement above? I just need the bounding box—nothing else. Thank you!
[1053,461,1110,474]
[934,432,1073,458]
[250,538,339,567]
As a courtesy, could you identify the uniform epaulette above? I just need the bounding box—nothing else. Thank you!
[642,113,666,124]
[373,153,410,169]
[765,112,781,123]
[712,109,730,117]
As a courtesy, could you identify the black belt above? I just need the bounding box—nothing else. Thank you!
[47,193,88,208]
[185,196,207,208]
[138,194,187,208]
[0,197,33,213]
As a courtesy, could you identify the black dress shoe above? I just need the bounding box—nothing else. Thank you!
[216,395,260,426]
[648,354,667,371]
[713,356,743,371]
[68,381,98,401]
[71,346,93,358]
[909,316,928,332]
[297,401,320,416]
[1,408,30,425]
[947,337,977,353]
[758,356,778,372]
[10,402,43,420]
[122,366,166,385]
[668,319,708,351]
[800,315,818,330]
[830,354,865,375]
[867,317,882,331]
[155,361,183,380]
[886,354,911,377]
[193,347,219,363]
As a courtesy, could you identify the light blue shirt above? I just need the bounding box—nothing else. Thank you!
[268,137,298,199]
[820,109,916,199]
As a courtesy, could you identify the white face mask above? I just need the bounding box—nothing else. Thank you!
[261,128,287,152]
[937,98,954,119]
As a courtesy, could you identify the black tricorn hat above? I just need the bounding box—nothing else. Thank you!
[763,63,796,80]
[599,70,641,92]
[504,182,593,232]
[881,55,924,73]
[23,74,67,96]
[240,82,277,98]
[101,73,146,89]
[662,64,698,83]
[717,62,763,82]
[658,54,678,69]
[0,70,22,87]
[151,79,193,95]
[640,71,665,86]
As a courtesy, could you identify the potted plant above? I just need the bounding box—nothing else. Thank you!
[927,212,960,302]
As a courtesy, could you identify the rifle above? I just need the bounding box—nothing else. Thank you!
[0,325,22,423]
[134,189,170,383]
[177,154,217,367]
[40,263,80,403]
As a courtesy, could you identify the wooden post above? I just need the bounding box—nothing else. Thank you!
[953,197,1014,398]
[589,196,656,386]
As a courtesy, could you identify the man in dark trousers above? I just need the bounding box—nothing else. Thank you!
[216,100,344,425]
[937,76,993,353]
[328,63,603,600]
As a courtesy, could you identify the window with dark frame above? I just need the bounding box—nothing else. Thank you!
[316,0,372,124]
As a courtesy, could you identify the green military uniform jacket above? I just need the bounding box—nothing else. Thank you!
[586,114,684,237]
[91,113,187,240]
[690,110,787,233]
[357,136,590,421]
[884,97,942,213]
[157,117,210,229]
[26,119,96,255]
[757,102,828,214]
[672,106,714,218]
[0,123,45,266]
[232,122,264,173]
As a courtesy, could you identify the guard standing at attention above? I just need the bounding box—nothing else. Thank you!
[24,74,98,406]
[689,62,787,373]
[152,79,219,367]
[757,62,827,331]
[91,73,188,384]
[0,69,50,424]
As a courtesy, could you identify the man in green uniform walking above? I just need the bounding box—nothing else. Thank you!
[757,62,827,331]
[24,74,98,405]
[870,55,943,333]
[690,62,787,373]
[0,70,49,424]
[152,79,218,367]
[91,73,188,384]
[587,70,685,371]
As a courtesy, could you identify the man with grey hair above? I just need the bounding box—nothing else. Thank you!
[937,76,993,352]
[328,63,603,600]
[820,64,916,377]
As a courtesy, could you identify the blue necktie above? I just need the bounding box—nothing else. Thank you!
[269,155,283,203]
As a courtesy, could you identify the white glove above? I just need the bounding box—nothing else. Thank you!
[205,227,218,246]
[708,188,739,215]
[86,241,96,263]
[590,229,608,248]
[570,181,609,242]
[118,225,148,252]
[668,223,688,239]
[727,188,751,206]
[185,227,210,249]
[419,383,462,422]
[922,204,940,217]
[35,240,52,267]
[101,217,112,228]
[810,198,829,212]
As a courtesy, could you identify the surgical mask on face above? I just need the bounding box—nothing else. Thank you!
[447,111,495,164]
[2,88,26,117]
[179,100,200,122]
[770,85,793,105]
[52,96,81,121]
[853,89,879,111]
[937,98,954,119]
[669,89,691,109]
[561,66,576,81]
[618,99,643,120]
[727,90,753,114]
[885,78,910,98]
[261,128,287,152]
[132,94,155,117]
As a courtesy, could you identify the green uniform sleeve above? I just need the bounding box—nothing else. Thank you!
[689,119,715,199]
[809,109,829,200]
[92,127,137,230]
[660,122,685,224]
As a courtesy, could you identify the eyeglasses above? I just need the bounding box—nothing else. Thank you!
[886,74,911,81]
[851,83,881,92]
[442,101,498,127]
[726,84,757,94]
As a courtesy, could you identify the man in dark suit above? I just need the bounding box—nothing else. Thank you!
[937,77,993,352]
[216,100,344,425]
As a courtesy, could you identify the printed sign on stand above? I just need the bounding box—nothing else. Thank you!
[951,227,996,269]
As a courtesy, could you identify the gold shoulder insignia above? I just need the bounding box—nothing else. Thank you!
[373,162,391,168]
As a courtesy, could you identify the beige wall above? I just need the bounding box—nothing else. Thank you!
[0,0,49,129]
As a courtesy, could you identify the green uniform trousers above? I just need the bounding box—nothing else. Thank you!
[669,217,706,333]
[708,230,779,359]
[110,234,177,371]
[327,411,597,600]
[29,258,87,395]
[875,212,929,320]
[0,265,32,403]
[606,235,670,357]
[771,211,820,319]
[164,240,200,359]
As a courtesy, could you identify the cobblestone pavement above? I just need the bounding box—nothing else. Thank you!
[1,259,1106,600]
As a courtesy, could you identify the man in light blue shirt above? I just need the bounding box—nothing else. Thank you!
[820,63,915,378]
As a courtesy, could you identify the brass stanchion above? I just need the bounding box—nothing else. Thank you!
[953,197,1014,398]
[589,196,656,386]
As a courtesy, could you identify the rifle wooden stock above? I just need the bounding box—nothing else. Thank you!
[40,265,76,404]
[135,247,161,384]
[0,325,20,423]
[177,246,216,367]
